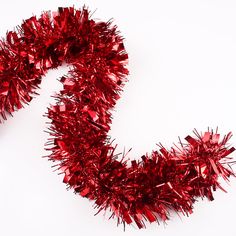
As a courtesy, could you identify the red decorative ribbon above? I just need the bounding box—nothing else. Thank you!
[0,6,235,229]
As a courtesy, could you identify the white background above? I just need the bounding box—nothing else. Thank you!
[1,0,236,235]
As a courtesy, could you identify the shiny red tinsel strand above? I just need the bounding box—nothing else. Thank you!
[0,6,235,229]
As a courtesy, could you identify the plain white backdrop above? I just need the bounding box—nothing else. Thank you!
[1,0,236,235]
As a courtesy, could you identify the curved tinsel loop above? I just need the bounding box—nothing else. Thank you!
[0,6,235,229]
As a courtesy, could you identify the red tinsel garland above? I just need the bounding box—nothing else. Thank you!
[0,6,235,229]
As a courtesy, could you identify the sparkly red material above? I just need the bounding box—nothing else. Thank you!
[0,6,235,229]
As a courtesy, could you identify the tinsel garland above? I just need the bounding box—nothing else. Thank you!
[0,6,235,229]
